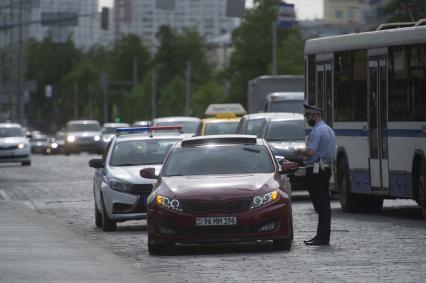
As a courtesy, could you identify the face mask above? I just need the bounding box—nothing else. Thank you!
[307,117,316,127]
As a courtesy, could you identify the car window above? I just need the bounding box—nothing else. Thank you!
[102,127,118,134]
[154,121,199,133]
[245,118,265,135]
[265,120,305,141]
[0,127,24,137]
[268,100,304,113]
[67,123,101,131]
[204,122,239,135]
[163,145,274,176]
[109,139,178,166]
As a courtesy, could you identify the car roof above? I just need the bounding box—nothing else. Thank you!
[67,120,100,125]
[242,112,303,120]
[115,133,186,142]
[202,117,241,123]
[0,123,22,128]
[153,116,200,123]
[177,134,265,147]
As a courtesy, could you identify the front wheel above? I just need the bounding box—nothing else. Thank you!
[95,206,103,228]
[101,199,116,231]
[337,157,361,212]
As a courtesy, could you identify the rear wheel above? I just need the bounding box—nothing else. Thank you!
[416,160,426,219]
[337,157,361,212]
[101,199,116,231]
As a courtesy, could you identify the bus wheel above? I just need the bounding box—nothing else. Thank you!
[337,157,361,212]
[417,160,426,219]
[362,196,383,214]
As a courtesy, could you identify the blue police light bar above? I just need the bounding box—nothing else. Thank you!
[116,126,183,135]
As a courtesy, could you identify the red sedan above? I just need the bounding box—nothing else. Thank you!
[140,135,298,255]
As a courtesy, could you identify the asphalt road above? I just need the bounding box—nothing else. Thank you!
[0,155,425,282]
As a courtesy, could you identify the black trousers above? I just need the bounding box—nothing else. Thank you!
[306,167,331,242]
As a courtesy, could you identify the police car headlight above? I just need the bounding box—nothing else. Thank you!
[103,136,112,143]
[18,143,25,149]
[50,142,58,149]
[155,195,183,211]
[249,190,280,209]
[67,135,75,143]
[94,135,101,141]
[109,178,132,193]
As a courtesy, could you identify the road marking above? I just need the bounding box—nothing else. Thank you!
[0,189,11,201]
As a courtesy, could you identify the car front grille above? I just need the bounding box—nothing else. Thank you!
[182,199,251,214]
[0,145,18,150]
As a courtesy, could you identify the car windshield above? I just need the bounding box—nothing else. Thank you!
[103,127,119,134]
[269,100,304,113]
[204,121,239,135]
[265,120,305,141]
[155,121,199,133]
[110,139,179,166]
[163,145,274,176]
[245,119,265,135]
[67,123,101,132]
[31,136,48,142]
[0,127,25,137]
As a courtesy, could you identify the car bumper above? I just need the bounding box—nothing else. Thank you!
[148,200,291,244]
[101,186,148,221]
[0,148,31,163]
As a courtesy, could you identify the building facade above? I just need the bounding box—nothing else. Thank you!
[113,0,238,52]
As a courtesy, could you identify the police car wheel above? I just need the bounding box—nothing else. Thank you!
[94,206,103,228]
[101,199,117,232]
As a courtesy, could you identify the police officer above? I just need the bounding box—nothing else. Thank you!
[295,104,336,246]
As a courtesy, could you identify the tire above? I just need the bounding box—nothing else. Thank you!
[21,161,31,166]
[362,196,383,214]
[95,206,103,228]
[273,215,292,251]
[416,160,426,219]
[337,157,361,212]
[101,199,117,232]
[148,234,167,255]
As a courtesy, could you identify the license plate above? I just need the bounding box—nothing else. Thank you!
[294,167,306,177]
[196,217,237,226]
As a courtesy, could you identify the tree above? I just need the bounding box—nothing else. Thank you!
[227,0,304,106]
[382,0,426,22]
[191,80,226,117]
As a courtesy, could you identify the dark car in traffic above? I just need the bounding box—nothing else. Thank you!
[141,135,297,255]
[64,120,103,155]
[30,134,49,154]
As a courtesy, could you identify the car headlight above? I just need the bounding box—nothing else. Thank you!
[155,195,183,211]
[249,190,280,209]
[67,135,75,142]
[94,135,101,141]
[109,178,132,193]
[18,143,25,149]
[51,142,58,149]
[103,136,111,143]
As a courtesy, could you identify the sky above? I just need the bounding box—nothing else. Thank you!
[98,0,324,20]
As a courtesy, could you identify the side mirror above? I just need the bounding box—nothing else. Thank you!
[281,161,299,175]
[140,167,158,179]
[89,158,104,168]
[275,155,285,164]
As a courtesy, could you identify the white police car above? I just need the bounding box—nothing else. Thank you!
[89,126,185,231]
[0,123,31,166]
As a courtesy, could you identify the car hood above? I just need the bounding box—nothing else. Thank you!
[108,164,163,184]
[0,137,28,145]
[159,173,279,200]
[268,141,305,161]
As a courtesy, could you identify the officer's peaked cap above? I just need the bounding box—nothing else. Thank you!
[303,104,323,114]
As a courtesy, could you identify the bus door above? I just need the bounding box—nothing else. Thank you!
[368,55,389,193]
[315,60,333,125]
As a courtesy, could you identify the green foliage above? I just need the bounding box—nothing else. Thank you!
[191,80,226,117]
[227,0,304,106]
[381,0,426,22]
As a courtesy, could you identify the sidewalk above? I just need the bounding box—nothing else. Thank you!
[0,200,154,283]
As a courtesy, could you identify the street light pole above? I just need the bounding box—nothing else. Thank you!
[272,20,277,76]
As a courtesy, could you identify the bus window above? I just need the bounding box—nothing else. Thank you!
[308,55,316,105]
[389,47,409,121]
[409,45,426,121]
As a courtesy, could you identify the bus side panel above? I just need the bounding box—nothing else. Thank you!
[334,122,370,194]
[387,122,426,198]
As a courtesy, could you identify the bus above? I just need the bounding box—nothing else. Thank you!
[304,20,426,218]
